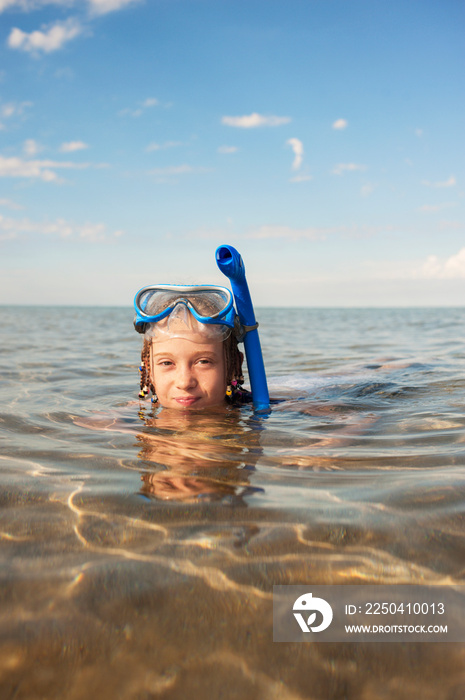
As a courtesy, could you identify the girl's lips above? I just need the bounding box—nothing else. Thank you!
[174,396,201,406]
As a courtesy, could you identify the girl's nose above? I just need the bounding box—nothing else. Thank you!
[175,365,197,390]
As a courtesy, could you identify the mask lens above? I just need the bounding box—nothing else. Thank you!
[184,289,230,318]
[138,290,181,316]
[137,287,230,321]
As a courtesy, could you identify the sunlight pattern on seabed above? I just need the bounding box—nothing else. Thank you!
[0,306,464,699]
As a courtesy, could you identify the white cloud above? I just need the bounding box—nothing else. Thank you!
[0,0,17,10]
[332,118,348,130]
[0,198,23,210]
[120,108,142,117]
[8,19,82,54]
[290,174,312,183]
[0,155,92,182]
[148,164,210,177]
[286,137,303,171]
[146,141,182,152]
[60,140,89,152]
[246,225,340,241]
[0,0,141,14]
[422,175,456,188]
[77,222,106,241]
[245,223,392,241]
[418,203,455,213]
[361,182,376,197]
[439,220,463,231]
[0,215,73,238]
[1,104,17,118]
[184,223,392,243]
[332,163,367,176]
[23,138,42,156]
[420,248,465,279]
[222,113,291,128]
[0,156,58,181]
[0,100,32,129]
[364,246,465,281]
[415,128,423,137]
[217,145,238,154]
[87,0,141,15]
[0,213,124,242]
[0,0,43,10]
[54,66,75,80]
[119,97,159,117]
[1,104,16,119]
[0,1,62,11]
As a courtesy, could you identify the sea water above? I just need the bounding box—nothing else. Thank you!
[0,306,464,699]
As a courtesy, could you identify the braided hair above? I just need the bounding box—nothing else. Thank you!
[138,338,155,399]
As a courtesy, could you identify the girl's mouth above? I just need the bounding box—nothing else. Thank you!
[174,396,201,406]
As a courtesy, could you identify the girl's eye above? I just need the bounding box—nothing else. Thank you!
[158,360,173,367]
[198,358,213,365]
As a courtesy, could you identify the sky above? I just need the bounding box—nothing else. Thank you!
[0,0,464,307]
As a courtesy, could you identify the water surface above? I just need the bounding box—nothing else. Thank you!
[1,306,464,699]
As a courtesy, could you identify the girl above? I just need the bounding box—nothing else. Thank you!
[134,285,251,410]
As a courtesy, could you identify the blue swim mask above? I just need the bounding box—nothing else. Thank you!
[134,284,237,341]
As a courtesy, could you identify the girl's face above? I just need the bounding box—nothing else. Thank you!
[150,336,227,410]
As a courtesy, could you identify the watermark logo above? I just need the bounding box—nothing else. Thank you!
[293,592,333,633]
[274,585,465,642]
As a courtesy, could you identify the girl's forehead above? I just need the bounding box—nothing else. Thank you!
[151,336,224,355]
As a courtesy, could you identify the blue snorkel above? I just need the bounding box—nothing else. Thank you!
[216,245,270,412]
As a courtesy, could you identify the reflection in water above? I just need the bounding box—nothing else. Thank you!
[0,307,465,699]
[137,406,264,503]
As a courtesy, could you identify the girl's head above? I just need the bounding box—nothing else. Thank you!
[135,286,244,410]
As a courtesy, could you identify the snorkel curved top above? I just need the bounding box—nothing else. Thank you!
[216,245,270,412]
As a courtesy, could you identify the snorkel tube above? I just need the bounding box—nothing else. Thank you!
[216,245,270,412]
